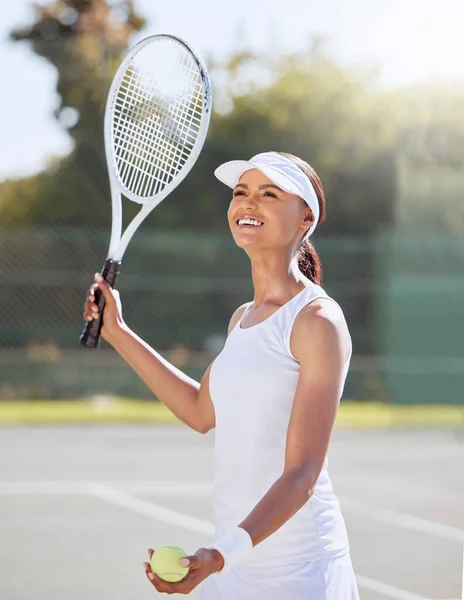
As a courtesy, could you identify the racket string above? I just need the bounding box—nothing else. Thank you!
[116,69,168,192]
[110,39,206,198]
[116,79,200,196]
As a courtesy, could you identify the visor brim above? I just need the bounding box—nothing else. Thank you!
[214,160,303,199]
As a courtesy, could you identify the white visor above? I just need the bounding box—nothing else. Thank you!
[214,151,320,238]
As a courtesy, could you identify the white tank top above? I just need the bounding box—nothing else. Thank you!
[209,282,351,567]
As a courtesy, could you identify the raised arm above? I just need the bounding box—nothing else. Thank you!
[84,274,249,434]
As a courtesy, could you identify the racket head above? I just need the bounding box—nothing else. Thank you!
[104,34,212,205]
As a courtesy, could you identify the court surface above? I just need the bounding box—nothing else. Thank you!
[0,425,462,600]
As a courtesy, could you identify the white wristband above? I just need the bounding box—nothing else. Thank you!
[209,526,253,571]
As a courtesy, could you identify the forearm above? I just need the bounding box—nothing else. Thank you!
[239,468,316,546]
[106,325,203,430]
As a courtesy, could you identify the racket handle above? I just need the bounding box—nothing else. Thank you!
[79,259,121,349]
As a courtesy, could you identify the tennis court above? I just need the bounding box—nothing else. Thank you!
[0,424,462,599]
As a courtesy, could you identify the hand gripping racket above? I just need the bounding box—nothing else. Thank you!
[79,34,212,348]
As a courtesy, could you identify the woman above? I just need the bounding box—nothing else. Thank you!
[84,151,359,599]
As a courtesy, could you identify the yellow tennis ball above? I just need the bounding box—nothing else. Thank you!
[150,545,189,583]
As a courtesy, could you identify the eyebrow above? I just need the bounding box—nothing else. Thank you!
[234,183,281,190]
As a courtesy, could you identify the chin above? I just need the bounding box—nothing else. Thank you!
[232,233,264,249]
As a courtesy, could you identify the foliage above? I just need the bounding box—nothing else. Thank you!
[1,2,463,235]
[2,1,464,362]
[1,0,145,224]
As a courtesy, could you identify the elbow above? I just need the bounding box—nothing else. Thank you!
[285,466,317,500]
[196,418,215,434]
[299,474,316,500]
[306,482,316,500]
[197,424,212,434]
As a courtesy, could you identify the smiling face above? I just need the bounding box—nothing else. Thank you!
[227,169,313,253]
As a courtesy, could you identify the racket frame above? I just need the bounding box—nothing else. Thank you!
[104,34,212,261]
[80,34,212,348]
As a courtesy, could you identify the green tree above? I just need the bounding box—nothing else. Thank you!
[174,42,398,235]
[395,83,464,233]
[0,0,145,224]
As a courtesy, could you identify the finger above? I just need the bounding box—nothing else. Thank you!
[84,284,100,319]
[87,284,98,298]
[147,548,154,559]
[83,306,97,321]
[83,303,98,320]
[143,564,173,593]
[94,273,109,287]
[161,573,197,596]
[94,273,114,304]
[143,561,153,579]
[180,554,197,568]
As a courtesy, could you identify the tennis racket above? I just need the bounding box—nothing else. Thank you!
[79,34,212,348]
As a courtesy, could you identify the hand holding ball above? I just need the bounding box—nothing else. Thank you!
[150,545,190,583]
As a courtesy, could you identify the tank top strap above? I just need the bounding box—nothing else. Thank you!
[278,282,334,359]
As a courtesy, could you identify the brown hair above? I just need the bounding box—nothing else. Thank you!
[277,152,326,285]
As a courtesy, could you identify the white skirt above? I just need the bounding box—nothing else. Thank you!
[199,551,359,600]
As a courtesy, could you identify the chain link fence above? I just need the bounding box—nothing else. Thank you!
[0,227,463,403]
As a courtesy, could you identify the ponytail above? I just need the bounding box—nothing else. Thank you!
[276,152,326,286]
[297,239,322,284]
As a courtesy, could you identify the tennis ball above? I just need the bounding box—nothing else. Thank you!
[150,545,189,583]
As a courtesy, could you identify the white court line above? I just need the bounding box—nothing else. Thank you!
[0,480,213,496]
[84,483,432,600]
[0,481,444,600]
[2,481,463,545]
[87,483,214,537]
[339,496,464,544]
[1,479,462,597]
[2,481,463,544]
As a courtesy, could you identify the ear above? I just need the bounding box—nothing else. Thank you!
[300,207,314,231]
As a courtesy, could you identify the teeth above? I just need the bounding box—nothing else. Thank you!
[238,218,263,227]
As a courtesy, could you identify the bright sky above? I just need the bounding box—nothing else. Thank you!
[1,0,464,181]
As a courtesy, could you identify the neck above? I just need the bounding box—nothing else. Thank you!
[248,249,306,307]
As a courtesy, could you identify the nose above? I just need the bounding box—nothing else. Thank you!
[239,192,258,210]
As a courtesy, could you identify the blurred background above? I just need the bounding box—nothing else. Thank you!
[1,0,463,408]
[1,0,464,404]
[1,3,464,600]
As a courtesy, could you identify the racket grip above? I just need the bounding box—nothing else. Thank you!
[79,259,121,349]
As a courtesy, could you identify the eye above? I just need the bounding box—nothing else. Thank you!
[263,191,278,198]
[233,189,246,197]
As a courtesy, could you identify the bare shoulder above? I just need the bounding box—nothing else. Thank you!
[297,297,347,328]
[227,302,251,335]
[291,297,351,362]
